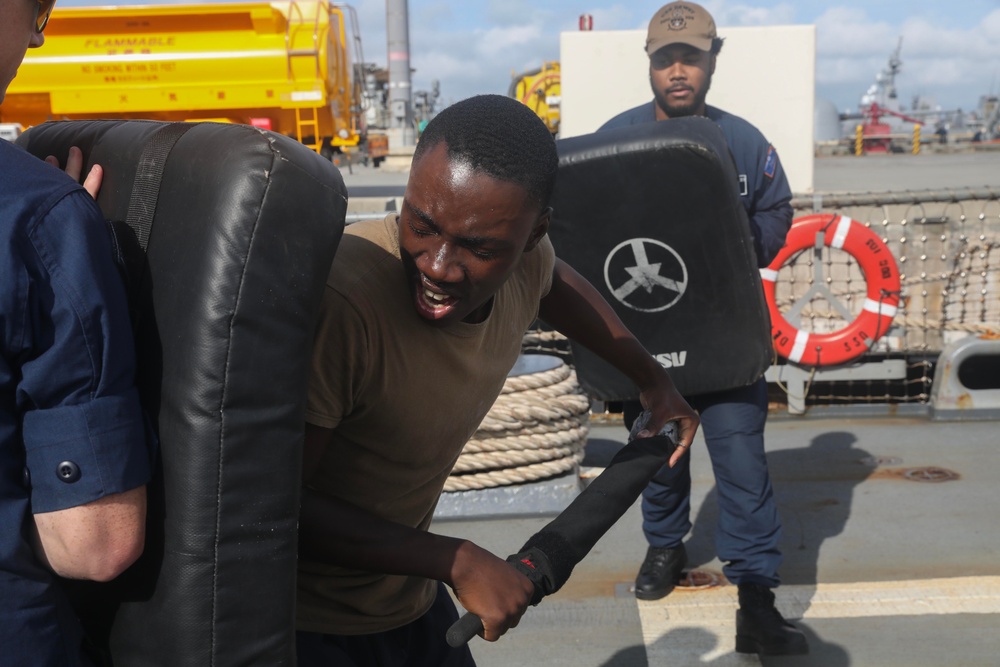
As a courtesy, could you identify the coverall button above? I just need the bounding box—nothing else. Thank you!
[57,461,81,483]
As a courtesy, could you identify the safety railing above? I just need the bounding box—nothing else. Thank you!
[524,186,1000,413]
[772,187,1000,410]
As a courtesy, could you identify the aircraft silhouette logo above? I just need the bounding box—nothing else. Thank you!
[604,238,688,313]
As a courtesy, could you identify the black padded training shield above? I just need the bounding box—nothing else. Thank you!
[18,120,347,666]
[549,117,771,399]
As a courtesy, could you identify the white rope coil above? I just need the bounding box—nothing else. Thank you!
[521,329,568,345]
[500,363,571,394]
[475,393,591,433]
[444,456,582,493]
[446,356,590,492]
[460,421,589,454]
[449,445,579,474]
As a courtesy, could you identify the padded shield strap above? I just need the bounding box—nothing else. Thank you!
[125,123,193,250]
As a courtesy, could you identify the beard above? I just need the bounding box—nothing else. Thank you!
[650,72,712,119]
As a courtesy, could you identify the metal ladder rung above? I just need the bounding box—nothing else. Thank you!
[284,0,323,79]
[295,107,321,151]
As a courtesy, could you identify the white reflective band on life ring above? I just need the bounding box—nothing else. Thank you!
[762,213,902,367]
[831,215,854,249]
[864,298,898,318]
[759,267,779,282]
[788,329,810,363]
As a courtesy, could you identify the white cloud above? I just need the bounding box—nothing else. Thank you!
[415,1,455,26]
[405,22,556,101]
[809,5,1000,110]
[487,0,548,28]
[815,7,897,57]
[705,2,798,27]
[901,13,1000,61]
[347,0,1000,112]
[572,4,641,31]
[479,25,549,61]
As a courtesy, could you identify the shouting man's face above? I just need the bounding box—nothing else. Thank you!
[398,141,549,326]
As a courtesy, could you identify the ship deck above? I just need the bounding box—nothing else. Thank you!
[349,153,1000,666]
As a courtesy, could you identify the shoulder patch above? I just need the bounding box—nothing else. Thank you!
[764,145,777,179]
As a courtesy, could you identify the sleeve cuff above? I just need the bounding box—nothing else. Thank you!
[23,388,151,513]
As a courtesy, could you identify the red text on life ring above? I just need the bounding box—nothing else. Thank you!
[760,214,901,366]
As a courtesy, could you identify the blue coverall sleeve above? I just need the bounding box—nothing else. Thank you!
[746,144,793,267]
[17,189,150,513]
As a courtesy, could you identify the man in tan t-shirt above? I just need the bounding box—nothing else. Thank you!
[296,94,700,667]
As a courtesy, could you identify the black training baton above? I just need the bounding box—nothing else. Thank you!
[446,417,678,647]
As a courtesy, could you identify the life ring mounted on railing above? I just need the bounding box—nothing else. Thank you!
[760,213,901,366]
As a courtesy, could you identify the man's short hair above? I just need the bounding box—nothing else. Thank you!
[414,94,558,209]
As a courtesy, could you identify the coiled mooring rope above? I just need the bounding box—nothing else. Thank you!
[445,357,590,492]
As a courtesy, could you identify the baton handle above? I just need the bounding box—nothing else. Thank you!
[445,428,676,648]
[446,612,483,647]
[445,549,550,648]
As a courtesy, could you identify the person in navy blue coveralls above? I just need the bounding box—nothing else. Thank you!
[2,2,151,665]
[598,2,807,656]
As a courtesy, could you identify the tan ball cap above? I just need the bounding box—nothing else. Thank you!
[646,1,717,55]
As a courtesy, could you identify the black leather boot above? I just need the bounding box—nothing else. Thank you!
[735,582,809,655]
[634,544,687,601]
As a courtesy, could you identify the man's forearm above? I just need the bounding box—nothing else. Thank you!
[538,259,663,391]
[298,487,466,585]
[32,486,146,582]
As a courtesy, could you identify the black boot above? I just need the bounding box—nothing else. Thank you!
[634,544,687,601]
[735,582,809,655]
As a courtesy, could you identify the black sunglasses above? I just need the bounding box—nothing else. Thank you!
[35,0,56,33]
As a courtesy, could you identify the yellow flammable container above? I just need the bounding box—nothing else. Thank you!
[2,1,363,152]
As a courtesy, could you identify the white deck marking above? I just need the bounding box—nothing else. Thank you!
[638,576,1000,665]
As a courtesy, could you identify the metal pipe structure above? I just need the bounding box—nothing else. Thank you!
[792,186,1000,211]
[386,0,415,146]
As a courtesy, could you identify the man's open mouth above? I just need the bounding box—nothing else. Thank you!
[415,281,459,320]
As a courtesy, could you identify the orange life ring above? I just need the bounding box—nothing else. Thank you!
[760,213,901,366]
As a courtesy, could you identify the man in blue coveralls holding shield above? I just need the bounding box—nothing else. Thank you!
[599,1,807,656]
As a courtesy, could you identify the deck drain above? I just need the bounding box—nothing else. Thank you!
[620,569,726,597]
[860,455,903,467]
[902,466,960,483]
[676,569,724,590]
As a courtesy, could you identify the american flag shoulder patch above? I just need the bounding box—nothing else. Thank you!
[764,145,777,179]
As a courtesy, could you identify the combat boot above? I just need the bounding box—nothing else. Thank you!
[735,582,809,655]
[634,544,687,601]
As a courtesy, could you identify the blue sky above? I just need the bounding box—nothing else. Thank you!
[57,0,1000,114]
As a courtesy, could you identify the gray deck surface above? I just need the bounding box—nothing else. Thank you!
[433,416,1000,666]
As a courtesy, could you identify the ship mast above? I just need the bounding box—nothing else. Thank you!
[860,36,903,111]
